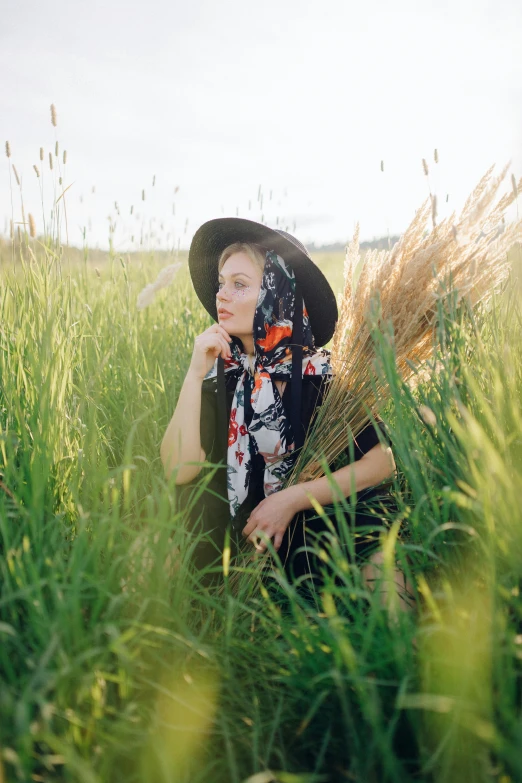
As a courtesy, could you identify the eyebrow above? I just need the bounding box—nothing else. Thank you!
[218,272,252,280]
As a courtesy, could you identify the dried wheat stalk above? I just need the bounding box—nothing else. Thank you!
[286,163,522,486]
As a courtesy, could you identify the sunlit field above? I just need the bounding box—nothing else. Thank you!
[0,226,521,782]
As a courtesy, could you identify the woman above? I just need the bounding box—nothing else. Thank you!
[161,218,401,594]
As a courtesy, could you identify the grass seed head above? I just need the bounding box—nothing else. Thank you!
[28,214,36,238]
[431,194,438,225]
[39,146,44,161]
[55,141,59,157]
[5,141,11,158]
[12,165,20,186]
[137,262,183,310]
[418,405,437,427]
[422,158,429,176]
[380,159,384,172]
[434,148,439,164]
[63,150,67,164]
[50,104,57,127]
[33,165,40,177]
[49,152,53,170]
[142,189,145,201]
[511,173,518,199]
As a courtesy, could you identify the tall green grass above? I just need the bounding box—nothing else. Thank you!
[0,244,521,782]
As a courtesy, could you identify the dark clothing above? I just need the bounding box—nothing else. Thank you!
[178,373,395,585]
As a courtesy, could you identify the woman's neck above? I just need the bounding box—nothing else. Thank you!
[238,334,255,356]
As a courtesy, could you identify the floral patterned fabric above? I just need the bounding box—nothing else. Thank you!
[204,249,332,519]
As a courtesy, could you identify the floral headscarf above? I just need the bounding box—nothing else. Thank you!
[204,249,333,520]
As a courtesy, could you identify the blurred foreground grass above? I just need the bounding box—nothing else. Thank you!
[0,242,521,782]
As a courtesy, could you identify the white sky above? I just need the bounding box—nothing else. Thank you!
[1,0,521,251]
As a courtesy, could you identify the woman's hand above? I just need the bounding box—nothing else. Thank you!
[241,488,300,554]
[188,323,233,380]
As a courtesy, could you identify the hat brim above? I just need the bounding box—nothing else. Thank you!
[188,217,338,348]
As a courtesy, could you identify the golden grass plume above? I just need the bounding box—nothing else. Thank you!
[136,262,183,310]
[289,163,522,486]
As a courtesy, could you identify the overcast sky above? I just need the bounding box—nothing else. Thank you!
[2,0,521,251]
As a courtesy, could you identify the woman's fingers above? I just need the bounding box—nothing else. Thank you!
[215,323,232,342]
[211,329,231,358]
[242,515,257,538]
[273,533,283,552]
[191,323,234,378]
[248,529,268,552]
[219,336,231,358]
[247,529,272,553]
[246,528,283,554]
[209,335,231,359]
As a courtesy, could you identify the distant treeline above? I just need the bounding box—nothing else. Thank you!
[0,234,402,265]
[308,235,401,252]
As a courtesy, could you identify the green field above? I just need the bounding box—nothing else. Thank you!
[1,241,522,782]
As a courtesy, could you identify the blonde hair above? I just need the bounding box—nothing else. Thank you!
[217,242,266,276]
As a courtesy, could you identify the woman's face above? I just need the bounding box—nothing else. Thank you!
[216,252,263,340]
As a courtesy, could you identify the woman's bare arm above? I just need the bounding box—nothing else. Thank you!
[160,322,232,484]
[284,442,396,512]
[160,369,206,484]
[240,442,396,553]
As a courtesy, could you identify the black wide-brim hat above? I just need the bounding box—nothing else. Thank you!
[188,217,338,348]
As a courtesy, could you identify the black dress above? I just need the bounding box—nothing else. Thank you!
[177,372,396,585]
